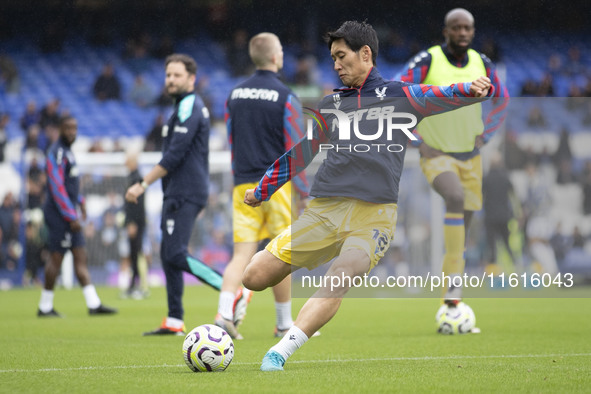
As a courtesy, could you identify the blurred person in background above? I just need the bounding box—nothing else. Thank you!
[123,153,148,299]
[26,156,46,209]
[129,74,155,107]
[0,52,20,93]
[482,152,520,270]
[23,218,48,287]
[37,115,117,317]
[39,98,61,130]
[227,29,252,77]
[20,101,40,132]
[0,192,21,271]
[0,113,8,163]
[144,113,165,152]
[93,63,121,101]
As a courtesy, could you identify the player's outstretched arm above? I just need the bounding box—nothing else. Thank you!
[245,122,328,206]
[403,76,494,118]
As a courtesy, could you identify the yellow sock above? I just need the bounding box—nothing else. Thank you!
[440,213,465,299]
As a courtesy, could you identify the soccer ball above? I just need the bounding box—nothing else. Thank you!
[182,324,234,372]
[436,302,476,334]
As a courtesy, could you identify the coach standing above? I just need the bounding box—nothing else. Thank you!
[126,54,223,336]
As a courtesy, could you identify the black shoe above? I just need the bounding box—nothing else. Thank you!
[88,304,118,315]
[37,308,63,318]
[142,326,186,336]
[143,318,186,336]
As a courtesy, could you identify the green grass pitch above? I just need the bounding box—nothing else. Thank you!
[1,286,590,393]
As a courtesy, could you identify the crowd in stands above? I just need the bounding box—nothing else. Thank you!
[0,53,19,94]
[489,120,591,273]
[0,192,21,273]
[520,46,591,98]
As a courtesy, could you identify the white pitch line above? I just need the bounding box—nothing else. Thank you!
[1,353,590,374]
[288,353,591,364]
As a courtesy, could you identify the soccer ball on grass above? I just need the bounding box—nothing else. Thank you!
[182,324,234,372]
[435,301,476,334]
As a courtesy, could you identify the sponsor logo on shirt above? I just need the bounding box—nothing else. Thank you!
[303,105,417,153]
[375,87,387,100]
[231,88,279,102]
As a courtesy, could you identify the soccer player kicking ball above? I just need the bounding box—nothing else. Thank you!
[242,20,493,371]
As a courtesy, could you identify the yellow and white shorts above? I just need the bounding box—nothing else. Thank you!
[420,154,482,211]
[233,182,295,243]
[266,197,397,271]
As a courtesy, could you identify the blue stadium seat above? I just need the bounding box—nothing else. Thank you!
[3,33,591,140]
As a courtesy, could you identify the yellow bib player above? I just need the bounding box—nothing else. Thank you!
[397,9,509,309]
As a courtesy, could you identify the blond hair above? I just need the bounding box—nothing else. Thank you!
[249,33,281,68]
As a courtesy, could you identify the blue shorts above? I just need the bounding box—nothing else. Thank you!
[45,214,85,253]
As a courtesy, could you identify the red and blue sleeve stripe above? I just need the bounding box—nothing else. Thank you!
[283,95,310,197]
[254,121,328,201]
[283,95,305,150]
[255,153,291,201]
[409,129,423,147]
[481,67,509,143]
[403,82,483,117]
[399,65,429,84]
[46,154,77,222]
[395,52,431,83]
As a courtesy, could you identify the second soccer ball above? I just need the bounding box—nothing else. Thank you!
[436,302,476,334]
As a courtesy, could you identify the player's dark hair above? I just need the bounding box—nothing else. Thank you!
[325,20,379,66]
[165,53,198,75]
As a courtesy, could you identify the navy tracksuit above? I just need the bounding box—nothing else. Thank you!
[159,91,221,320]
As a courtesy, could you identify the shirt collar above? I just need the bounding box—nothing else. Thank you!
[173,90,194,105]
[442,43,469,66]
[255,69,279,78]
